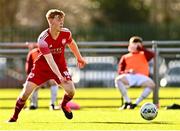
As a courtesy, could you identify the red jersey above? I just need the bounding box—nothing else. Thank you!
[36,28,72,69]
[27,28,72,85]
[118,48,154,76]
[25,48,40,75]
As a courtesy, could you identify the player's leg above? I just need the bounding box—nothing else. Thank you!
[131,75,155,109]
[60,80,75,119]
[8,81,38,122]
[115,74,131,109]
[49,80,59,110]
[29,87,39,109]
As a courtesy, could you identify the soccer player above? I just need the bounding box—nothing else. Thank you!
[8,9,86,122]
[25,45,59,110]
[115,36,155,109]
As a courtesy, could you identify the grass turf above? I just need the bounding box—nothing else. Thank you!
[0,87,180,130]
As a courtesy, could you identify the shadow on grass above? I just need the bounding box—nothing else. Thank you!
[72,121,176,125]
[28,121,176,125]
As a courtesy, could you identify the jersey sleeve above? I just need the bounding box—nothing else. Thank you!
[137,45,155,61]
[67,30,73,44]
[142,48,155,61]
[37,36,50,55]
[117,56,126,74]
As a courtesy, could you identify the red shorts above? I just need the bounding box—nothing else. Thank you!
[27,66,72,85]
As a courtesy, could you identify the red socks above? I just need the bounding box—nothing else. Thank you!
[12,98,26,120]
[61,94,72,107]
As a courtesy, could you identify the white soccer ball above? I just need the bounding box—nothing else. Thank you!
[140,102,158,120]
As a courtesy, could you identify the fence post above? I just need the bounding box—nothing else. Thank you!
[152,41,160,108]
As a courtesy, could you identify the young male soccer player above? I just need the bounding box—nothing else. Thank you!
[25,46,59,110]
[115,36,155,109]
[8,9,86,122]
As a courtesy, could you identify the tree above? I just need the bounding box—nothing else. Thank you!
[91,0,150,26]
[0,0,20,27]
[15,0,98,30]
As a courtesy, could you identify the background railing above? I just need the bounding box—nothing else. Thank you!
[0,41,180,106]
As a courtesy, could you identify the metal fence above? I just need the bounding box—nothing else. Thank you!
[0,41,180,105]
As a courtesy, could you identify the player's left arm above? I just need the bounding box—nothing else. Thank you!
[68,40,87,68]
[137,44,155,61]
[143,48,155,61]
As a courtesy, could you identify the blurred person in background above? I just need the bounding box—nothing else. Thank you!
[8,9,86,122]
[25,42,59,110]
[115,36,155,109]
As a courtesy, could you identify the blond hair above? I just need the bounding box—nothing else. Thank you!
[46,9,65,19]
[129,36,143,44]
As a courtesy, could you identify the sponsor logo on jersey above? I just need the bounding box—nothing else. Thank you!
[50,48,62,54]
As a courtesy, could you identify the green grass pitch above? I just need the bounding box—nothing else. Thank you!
[0,87,180,130]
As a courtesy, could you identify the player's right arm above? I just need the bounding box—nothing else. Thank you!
[118,55,135,74]
[118,56,126,74]
[44,54,64,82]
[38,37,64,82]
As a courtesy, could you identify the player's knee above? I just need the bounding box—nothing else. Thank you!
[66,87,75,97]
[151,82,156,89]
[68,90,75,97]
[115,77,121,87]
[146,81,155,89]
[114,77,118,85]
[148,80,156,88]
[20,91,30,101]
[21,81,37,100]
[115,75,123,83]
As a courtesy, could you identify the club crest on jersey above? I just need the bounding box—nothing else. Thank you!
[62,39,66,45]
